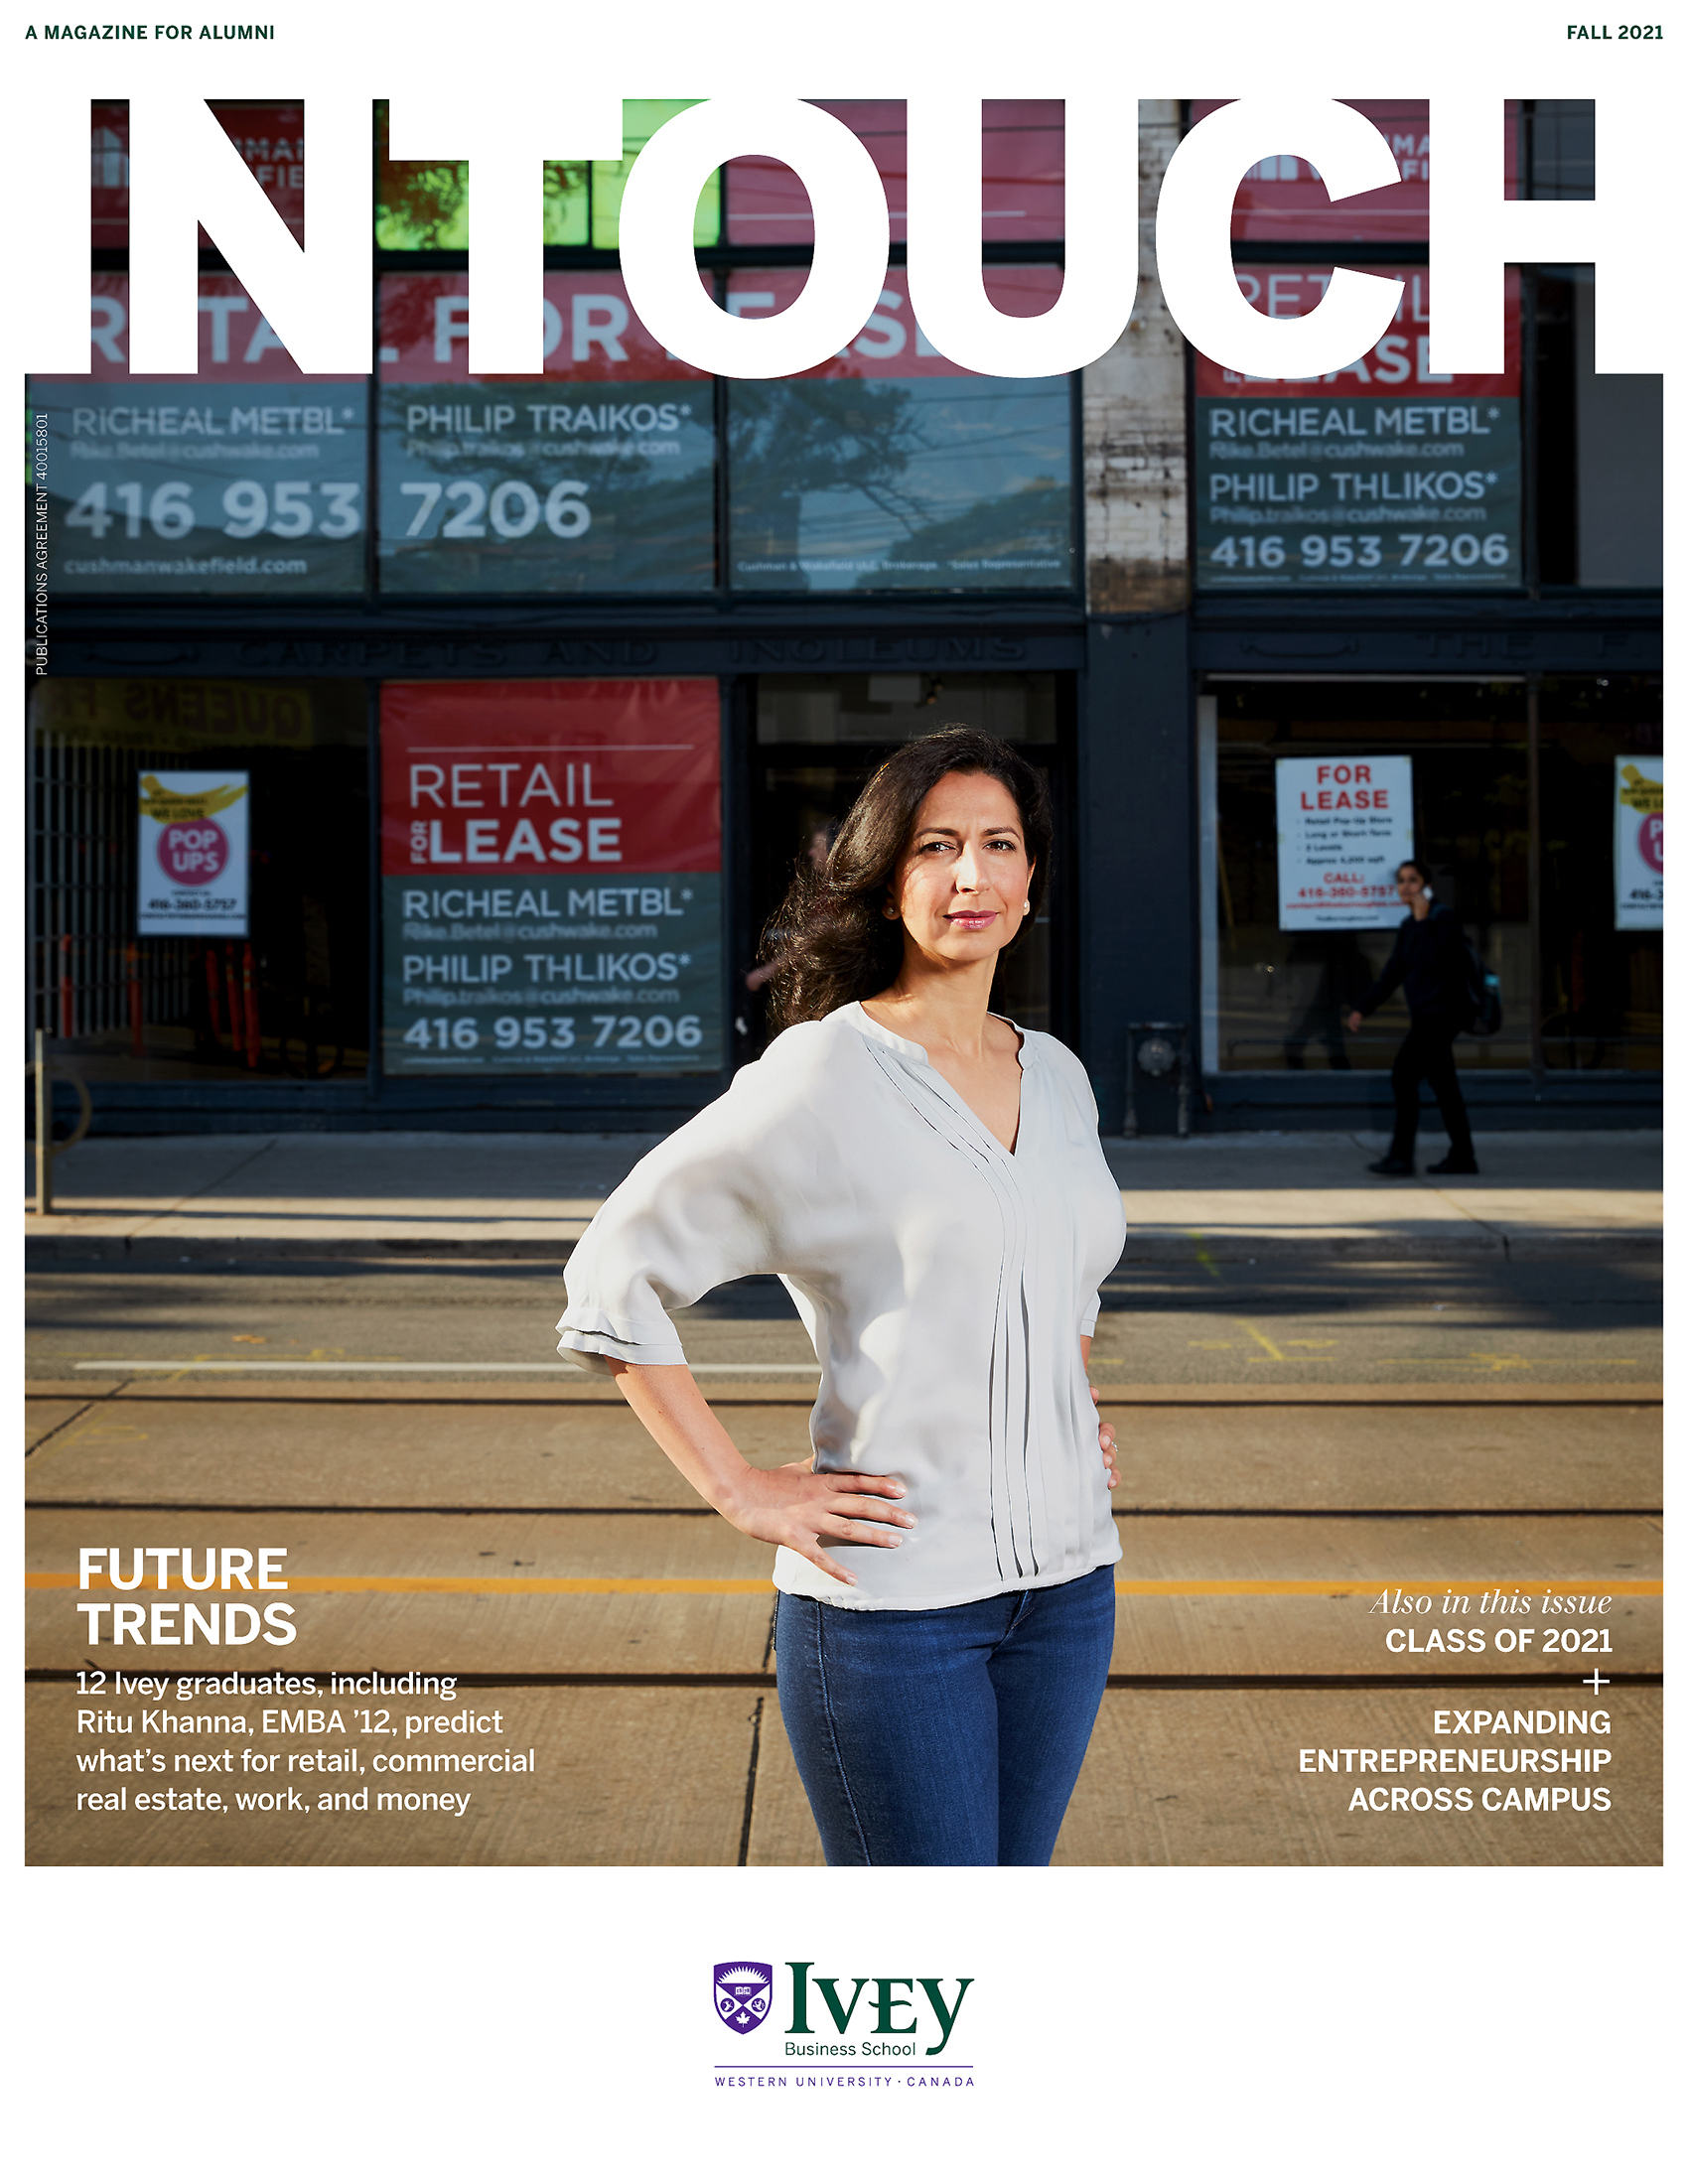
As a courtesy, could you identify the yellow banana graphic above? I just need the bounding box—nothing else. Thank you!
[1618,762,1662,815]
[138,775,249,824]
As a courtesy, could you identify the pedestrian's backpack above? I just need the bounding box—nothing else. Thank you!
[1464,936,1503,1035]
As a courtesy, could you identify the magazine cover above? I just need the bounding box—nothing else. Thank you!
[13,2,1672,2168]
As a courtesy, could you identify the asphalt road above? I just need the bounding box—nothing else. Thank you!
[25,1254,1664,1386]
[26,1251,1661,1866]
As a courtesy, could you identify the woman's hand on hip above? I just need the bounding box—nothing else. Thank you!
[608,1361,909,1586]
[1090,1383,1119,1493]
[719,1458,914,1587]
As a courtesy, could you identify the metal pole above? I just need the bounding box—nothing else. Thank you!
[34,1026,50,1216]
[1527,677,1545,1084]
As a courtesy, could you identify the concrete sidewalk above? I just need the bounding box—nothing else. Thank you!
[24,1128,1663,1260]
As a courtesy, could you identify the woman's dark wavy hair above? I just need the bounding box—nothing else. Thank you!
[762,726,1054,1032]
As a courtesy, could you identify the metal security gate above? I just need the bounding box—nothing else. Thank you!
[29,734,196,1044]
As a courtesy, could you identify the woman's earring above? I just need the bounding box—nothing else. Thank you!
[1022,899,1032,914]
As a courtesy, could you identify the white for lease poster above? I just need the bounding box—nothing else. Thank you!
[1614,756,1663,931]
[1274,754,1413,928]
[136,770,250,935]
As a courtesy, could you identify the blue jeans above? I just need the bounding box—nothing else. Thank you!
[773,1563,1115,1866]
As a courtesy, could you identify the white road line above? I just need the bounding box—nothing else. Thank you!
[70,1358,823,1375]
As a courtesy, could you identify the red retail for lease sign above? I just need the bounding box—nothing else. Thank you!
[379,679,722,877]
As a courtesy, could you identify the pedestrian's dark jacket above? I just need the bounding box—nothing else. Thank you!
[1356,903,1473,1023]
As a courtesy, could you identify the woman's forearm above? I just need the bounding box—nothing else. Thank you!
[603,1359,760,1520]
[602,1358,911,1587]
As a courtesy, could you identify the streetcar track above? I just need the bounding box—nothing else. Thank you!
[22,1500,1666,1519]
[736,1696,766,1868]
[22,1383,1663,1408]
[21,1401,97,1455]
[21,1667,1665,1692]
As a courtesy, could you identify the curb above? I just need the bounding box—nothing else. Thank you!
[24,1228,1664,1268]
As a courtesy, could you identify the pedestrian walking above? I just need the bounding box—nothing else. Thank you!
[557,727,1125,1865]
[1345,858,1478,1176]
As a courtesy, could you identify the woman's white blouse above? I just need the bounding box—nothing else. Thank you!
[556,1001,1127,1611]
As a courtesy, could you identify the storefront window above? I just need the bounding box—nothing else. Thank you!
[374,100,714,251]
[1194,98,1433,243]
[1193,267,1521,593]
[1526,102,1656,586]
[379,679,725,1077]
[376,273,714,594]
[1531,268,1663,589]
[1207,682,1532,1072]
[725,100,1064,245]
[1538,677,1662,1068]
[374,101,587,248]
[32,278,368,599]
[592,100,720,249]
[29,679,369,1082]
[1204,677,1663,1076]
[1526,101,1595,198]
[1191,100,1657,596]
[90,101,306,248]
[1195,98,1524,243]
[726,268,1073,594]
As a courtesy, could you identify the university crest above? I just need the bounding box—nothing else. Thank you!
[714,1962,774,2034]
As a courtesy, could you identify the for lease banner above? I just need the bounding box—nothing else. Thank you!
[1615,756,1663,931]
[379,679,723,1073]
[377,274,713,595]
[135,770,250,935]
[724,99,1065,243]
[1275,755,1413,928]
[1195,268,1521,590]
[1186,99,1519,242]
[90,101,306,247]
[31,276,367,597]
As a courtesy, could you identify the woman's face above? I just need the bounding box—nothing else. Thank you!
[1397,864,1427,903]
[887,770,1034,968]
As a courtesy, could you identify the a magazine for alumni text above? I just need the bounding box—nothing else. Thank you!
[10,2,1674,2172]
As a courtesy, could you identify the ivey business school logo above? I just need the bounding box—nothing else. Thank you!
[715,1964,774,2034]
[714,1960,971,2058]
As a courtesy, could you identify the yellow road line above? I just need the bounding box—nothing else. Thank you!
[29,1572,770,1597]
[27,1574,1663,1599]
[69,1360,823,1376]
[1111,1578,1659,1597]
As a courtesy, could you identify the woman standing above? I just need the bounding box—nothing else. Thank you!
[1345,858,1478,1176]
[557,727,1125,1865]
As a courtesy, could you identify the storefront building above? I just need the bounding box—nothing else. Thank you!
[31,100,1662,1134]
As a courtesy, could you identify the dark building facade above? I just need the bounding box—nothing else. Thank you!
[31,100,1662,1135]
